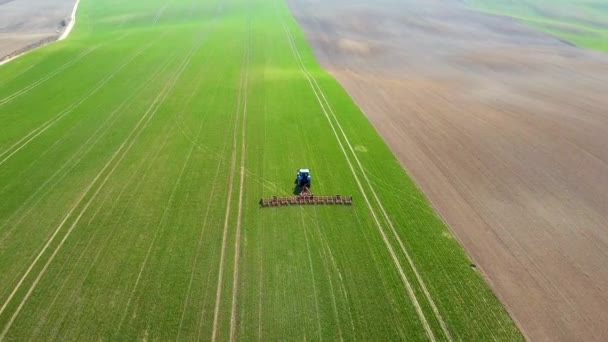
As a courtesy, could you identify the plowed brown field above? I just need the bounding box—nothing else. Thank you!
[289,0,608,340]
[0,0,76,62]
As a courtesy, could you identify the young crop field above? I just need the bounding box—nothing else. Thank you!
[465,0,608,51]
[0,0,522,340]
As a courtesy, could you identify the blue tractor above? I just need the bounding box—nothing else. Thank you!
[295,168,312,188]
[259,168,352,206]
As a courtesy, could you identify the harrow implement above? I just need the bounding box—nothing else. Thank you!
[260,168,352,208]
[259,186,353,207]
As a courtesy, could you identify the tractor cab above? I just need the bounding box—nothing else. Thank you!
[295,168,311,187]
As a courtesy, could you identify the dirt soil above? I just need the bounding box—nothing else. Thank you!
[0,0,77,62]
[289,0,608,340]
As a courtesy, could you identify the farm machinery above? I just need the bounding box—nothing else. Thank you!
[259,169,353,207]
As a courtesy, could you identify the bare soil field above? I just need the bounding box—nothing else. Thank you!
[289,0,608,340]
[0,0,76,62]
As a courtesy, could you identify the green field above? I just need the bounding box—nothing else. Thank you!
[0,0,522,340]
[465,0,608,51]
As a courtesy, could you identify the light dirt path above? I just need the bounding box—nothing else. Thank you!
[57,0,79,41]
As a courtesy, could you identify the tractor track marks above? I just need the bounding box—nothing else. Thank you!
[306,209,349,340]
[300,213,324,341]
[0,53,177,252]
[167,35,226,340]
[0,47,97,107]
[0,55,175,319]
[278,4,452,341]
[112,44,204,333]
[211,31,250,342]
[176,112,225,340]
[228,28,250,342]
[0,36,161,168]
[42,92,181,337]
[34,130,171,337]
[0,52,182,337]
[0,42,191,337]
[298,129,344,339]
[0,54,176,235]
[0,31,132,108]
[0,62,39,88]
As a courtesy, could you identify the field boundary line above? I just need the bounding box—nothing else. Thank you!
[57,0,81,41]
[277,5,438,340]
[229,25,251,342]
[0,47,186,335]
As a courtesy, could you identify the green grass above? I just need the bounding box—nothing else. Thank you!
[0,0,522,340]
[465,0,608,51]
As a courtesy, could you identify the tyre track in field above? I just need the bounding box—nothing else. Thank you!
[228,27,250,342]
[0,36,162,168]
[300,213,324,341]
[36,114,178,338]
[41,120,178,341]
[0,62,39,88]
[0,58,182,338]
[0,54,176,250]
[110,43,205,333]
[175,44,228,340]
[0,32,132,108]
[278,4,449,340]
[0,47,97,107]
[300,48,456,342]
[0,44,190,338]
[282,22,437,338]
[211,34,250,342]
[309,209,356,339]
[298,127,344,340]
[176,103,226,340]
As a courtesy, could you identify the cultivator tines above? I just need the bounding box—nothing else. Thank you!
[259,187,353,208]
